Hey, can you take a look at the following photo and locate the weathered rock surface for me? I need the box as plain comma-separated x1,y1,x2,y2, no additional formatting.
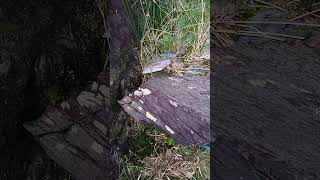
119,73,210,145
212,8,320,180
24,72,118,180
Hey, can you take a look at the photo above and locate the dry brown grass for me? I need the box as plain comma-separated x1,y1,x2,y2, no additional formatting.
211,16,234,48
138,0,210,77
212,0,320,48
119,123,210,180
142,148,199,179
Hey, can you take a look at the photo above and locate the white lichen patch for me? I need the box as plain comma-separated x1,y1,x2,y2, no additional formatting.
91,141,103,154
146,112,157,122
165,125,175,134
121,96,132,104
169,100,178,107
140,88,152,96
133,90,143,97
139,100,144,104
191,130,194,134
188,86,195,89
138,106,143,111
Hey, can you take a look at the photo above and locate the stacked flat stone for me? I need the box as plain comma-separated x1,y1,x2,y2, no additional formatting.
24,72,123,180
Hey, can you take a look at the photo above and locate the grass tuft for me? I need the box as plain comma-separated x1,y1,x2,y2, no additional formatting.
119,122,210,179
134,0,210,68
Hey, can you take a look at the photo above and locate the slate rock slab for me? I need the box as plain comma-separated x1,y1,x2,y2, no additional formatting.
24,71,119,180
119,73,210,145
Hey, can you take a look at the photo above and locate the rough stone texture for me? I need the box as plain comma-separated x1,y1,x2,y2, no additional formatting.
119,73,210,145
108,0,142,103
0,0,104,179
22,1,142,180
24,72,117,180
212,8,320,180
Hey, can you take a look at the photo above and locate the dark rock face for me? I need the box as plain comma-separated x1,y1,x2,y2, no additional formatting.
107,0,142,144
212,8,320,180
108,0,142,103
24,74,119,180
0,0,141,179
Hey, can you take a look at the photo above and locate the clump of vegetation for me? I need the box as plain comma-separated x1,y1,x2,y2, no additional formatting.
119,122,210,179
130,0,210,68
212,0,320,48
